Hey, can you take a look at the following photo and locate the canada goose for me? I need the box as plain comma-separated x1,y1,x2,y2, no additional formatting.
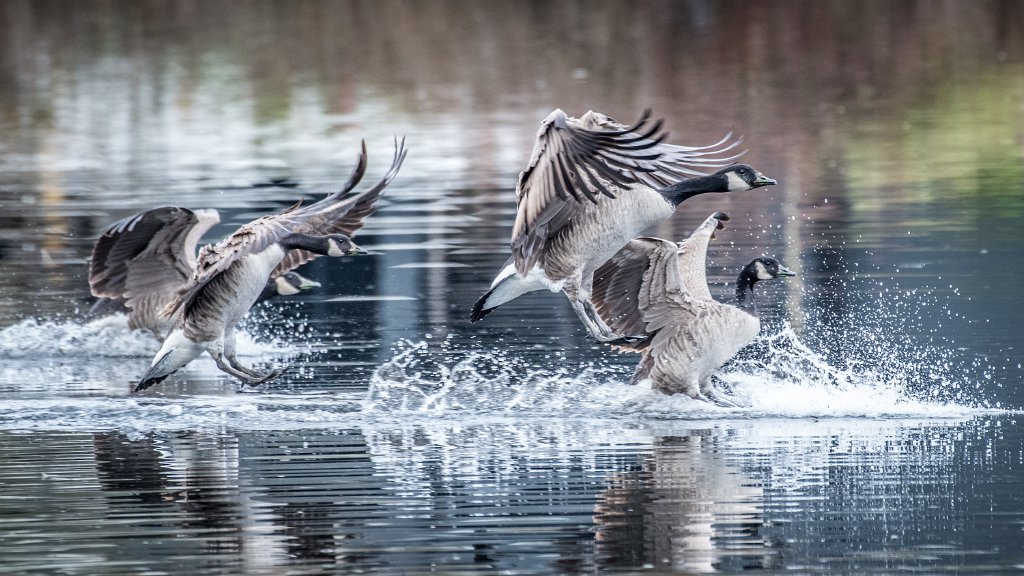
89,207,321,338
591,212,795,403
469,109,775,342
134,139,407,392
255,270,322,302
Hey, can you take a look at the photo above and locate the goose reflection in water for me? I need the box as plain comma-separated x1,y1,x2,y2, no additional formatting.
91,431,383,570
593,430,775,572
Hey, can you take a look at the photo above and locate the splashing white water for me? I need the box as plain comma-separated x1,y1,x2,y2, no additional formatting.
364,329,994,420
0,315,297,359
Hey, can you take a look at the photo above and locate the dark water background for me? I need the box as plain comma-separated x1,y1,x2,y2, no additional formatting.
2,1,1024,573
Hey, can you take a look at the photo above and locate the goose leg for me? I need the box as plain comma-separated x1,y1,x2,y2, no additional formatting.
211,334,287,386
565,286,643,344
222,329,266,379
212,353,285,386
701,375,746,408
227,353,290,386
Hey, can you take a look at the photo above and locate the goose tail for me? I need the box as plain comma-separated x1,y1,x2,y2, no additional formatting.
470,287,498,323
469,260,546,323
134,330,204,393
135,352,176,393
135,371,171,393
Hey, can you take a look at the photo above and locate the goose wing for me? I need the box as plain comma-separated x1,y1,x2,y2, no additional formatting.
640,243,757,376
89,206,219,303
270,138,407,278
591,236,681,351
675,212,728,301
643,298,751,380
164,206,299,320
510,109,741,274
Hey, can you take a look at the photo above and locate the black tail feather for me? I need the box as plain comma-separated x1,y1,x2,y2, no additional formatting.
133,373,171,393
469,287,496,323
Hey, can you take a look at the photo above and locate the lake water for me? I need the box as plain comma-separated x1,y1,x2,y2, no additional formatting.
2,1,1024,573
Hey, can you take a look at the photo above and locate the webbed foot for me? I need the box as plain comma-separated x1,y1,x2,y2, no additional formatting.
244,365,290,387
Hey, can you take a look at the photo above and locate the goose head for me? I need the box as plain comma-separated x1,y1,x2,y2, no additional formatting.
747,257,796,281
326,234,367,257
720,164,777,191
736,257,795,313
274,272,321,296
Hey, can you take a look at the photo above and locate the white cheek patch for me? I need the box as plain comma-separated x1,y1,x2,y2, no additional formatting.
327,239,344,257
275,276,301,296
755,261,773,280
726,171,749,191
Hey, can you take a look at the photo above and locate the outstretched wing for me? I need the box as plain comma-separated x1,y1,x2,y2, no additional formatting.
511,109,741,274
270,138,407,278
674,212,728,301
591,237,678,350
89,206,219,303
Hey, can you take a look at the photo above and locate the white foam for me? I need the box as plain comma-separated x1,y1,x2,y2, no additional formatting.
0,312,1002,432
362,332,996,420
0,316,297,359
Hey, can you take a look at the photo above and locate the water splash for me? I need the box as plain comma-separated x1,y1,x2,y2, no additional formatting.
0,316,156,358
0,314,298,359
364,329,995,419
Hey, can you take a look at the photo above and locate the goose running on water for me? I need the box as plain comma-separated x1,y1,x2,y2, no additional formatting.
135,138,408,392
469,109,776,342
89,206,320,339
591,212,795,404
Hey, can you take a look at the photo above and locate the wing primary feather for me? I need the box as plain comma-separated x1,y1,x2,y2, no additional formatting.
591,117,665,145
324,140,368,201
557,153,596,203
577,162,616,199
604,108,652,136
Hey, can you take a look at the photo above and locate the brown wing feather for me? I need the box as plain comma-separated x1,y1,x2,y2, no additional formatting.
510,109,742,275
89,206,219,311
592,237,679,351
675,212,728,301
163,212,292,321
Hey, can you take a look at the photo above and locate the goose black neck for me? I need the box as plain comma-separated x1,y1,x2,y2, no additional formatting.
659,173,727,207
280,233,331,255
735,270,759,316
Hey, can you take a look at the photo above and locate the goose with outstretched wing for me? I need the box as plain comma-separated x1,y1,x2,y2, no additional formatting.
470,109,775,342
89,206,320,339
591,212,794,403
135,139,407,392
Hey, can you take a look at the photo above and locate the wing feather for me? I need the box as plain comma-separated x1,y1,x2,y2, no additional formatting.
510,109,741,275
163,213,291,320
675,212,728,301
270,138,407,278
164,139,406,320
89,206,219,306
